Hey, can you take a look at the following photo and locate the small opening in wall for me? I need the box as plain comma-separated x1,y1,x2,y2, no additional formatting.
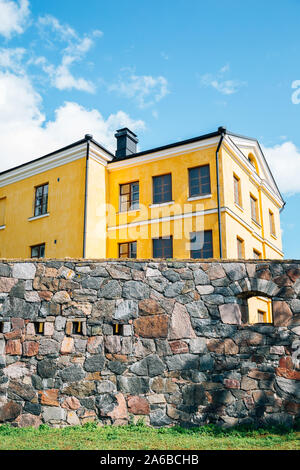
72,321,84,335
0,322,4,333
34,322,44,334
113,324,123,336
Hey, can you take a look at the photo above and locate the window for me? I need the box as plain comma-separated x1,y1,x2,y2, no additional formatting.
190,230,213,259
257,310,266,323
119,241,137,258
153,174,172,204
233,174,242,207
119,182,139,212
34,184,48,217
113,324,123,336
72,321,84,335
0,197,6,227
250,194,259,224
153,236,173,258
253,249,261,259
31,243,45,258
237,237,244,259
34,322,44,335
269,210,276,236
189,165,211,197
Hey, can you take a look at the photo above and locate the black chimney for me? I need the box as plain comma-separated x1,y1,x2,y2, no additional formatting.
115,128,138,159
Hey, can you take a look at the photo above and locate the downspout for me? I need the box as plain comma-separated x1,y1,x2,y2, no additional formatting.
83,134,93,258
216,127,226,259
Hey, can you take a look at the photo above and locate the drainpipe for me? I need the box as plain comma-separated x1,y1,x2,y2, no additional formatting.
83,134,93,258
216,127,226,259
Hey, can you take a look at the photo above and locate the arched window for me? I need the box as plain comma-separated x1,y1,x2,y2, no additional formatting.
248,153,259,175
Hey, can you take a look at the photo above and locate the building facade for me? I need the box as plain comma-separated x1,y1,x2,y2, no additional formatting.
0,126,284,264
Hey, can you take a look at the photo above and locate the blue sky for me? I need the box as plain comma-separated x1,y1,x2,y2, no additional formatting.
0,0,300,258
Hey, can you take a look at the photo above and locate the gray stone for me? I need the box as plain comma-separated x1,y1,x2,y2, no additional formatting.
12,263,36,280
162,269,181,282
96,393,118,416
117,376,150,394
223,263,246,281
37,359,57,378
123,281,150,300
182,384,206,405
99,280,122,299
164,281,185,298
193,269,210,285
189,337,207,354
42,406,67,422
59,365,86,383
186,300,209,318
97,380,117,394
165,353,199,371
83,354,106,372
130,354,165,377
114,299,138,321
275,377,300,399
150,408,173,426
38,339,59,356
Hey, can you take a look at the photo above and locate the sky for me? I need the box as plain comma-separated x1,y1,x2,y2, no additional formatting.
0,0,300,258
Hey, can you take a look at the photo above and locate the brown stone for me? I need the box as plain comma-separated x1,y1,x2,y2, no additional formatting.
273,275,293,287
5,339,22,355
168,303,196,340
134,314,169,338
224,379,240,389
256,269,272,280
206,264,226,280
11,318,25,330
0,401,22,422
127,396,150,415
273,301,293,327
138,298,164,316
169,340,189,354
107,393,128,420
284,401,300,414
0,277,17,293
279,356,294,369
62,396,81,410
87,336,103,354
224,338,239,355
219,303,242,325
276,367,300,380
38,290,53,301
60,336,74,355
39,389,59,406
4,329,22,340
286,268,300,283
248,369,274,380
207,339,224,354
22,341,39,357
16,413,42,428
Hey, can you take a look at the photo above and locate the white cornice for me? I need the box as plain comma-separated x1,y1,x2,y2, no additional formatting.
0,144,87,188
89,142,113,166
107,136,220,170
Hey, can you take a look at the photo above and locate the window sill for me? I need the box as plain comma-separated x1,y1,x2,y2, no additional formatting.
234,203,244,212
28,213,50,222
150,201,174,208
187,194,212,202
0,225,5,230
118,208,140,215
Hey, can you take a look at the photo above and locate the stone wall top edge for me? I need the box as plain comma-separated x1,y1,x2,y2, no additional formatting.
0,258,298,264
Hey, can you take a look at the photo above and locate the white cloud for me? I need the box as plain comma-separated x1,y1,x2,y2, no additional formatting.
109,68,169,108
34,14,102,93
0,0,30,39
262,141,300,195
199,64,246,95
0,71,145,172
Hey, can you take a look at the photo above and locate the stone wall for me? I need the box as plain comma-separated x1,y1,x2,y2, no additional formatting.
0,259,299,429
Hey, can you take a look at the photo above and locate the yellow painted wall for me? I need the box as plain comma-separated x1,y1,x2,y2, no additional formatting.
84,157,108,258
0,158,86,258
248,296,272,324
106,145,221,258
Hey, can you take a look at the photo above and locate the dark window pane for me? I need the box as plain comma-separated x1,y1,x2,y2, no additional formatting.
120,182,139,212
153,237,173,258
153,174,172,204
34,184,48,216
129,241,137,258
31,244,45,258
190,231,213,259
189,165,211,197
119,241,137,259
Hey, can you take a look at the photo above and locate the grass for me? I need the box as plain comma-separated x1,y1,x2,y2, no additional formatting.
0,421,299,450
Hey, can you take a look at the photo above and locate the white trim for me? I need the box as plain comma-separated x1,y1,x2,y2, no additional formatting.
108,207,219,231
0,144,87,188
0,225,5,230
108,136,220,170
28,213,50,222
149,201,174,208
187,194,212,202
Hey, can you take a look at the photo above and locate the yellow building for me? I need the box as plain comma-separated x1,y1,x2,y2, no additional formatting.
0,126,284,321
